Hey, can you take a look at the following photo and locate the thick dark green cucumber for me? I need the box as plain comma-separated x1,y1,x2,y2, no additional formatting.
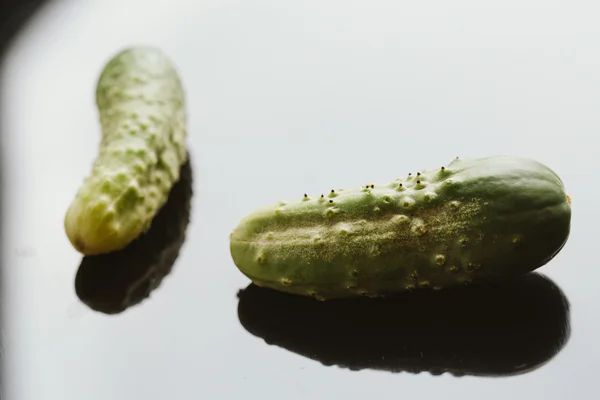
75,152,193,314
65,46,188,255
237,273,570,377
230,155,571,300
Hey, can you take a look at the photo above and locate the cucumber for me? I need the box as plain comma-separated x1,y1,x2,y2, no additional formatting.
64,46,188,255
230,155,571,300
237,272,570,376
75,152,193,314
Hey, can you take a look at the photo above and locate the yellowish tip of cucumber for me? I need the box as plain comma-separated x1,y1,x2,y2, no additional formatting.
63,199,142,256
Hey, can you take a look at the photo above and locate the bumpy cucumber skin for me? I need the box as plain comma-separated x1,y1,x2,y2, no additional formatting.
230,155,571,300
64,46,188,255
75,153,193,314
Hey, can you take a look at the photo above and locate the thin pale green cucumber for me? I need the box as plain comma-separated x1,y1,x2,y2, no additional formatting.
229,155,572,300
65,46,188,255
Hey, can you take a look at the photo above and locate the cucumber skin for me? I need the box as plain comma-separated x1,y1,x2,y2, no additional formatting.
64,46,188,255
229,155,572,300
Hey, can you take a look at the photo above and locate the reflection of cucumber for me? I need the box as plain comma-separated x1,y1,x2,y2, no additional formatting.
237,273,571,377
75,153,193,314
230,156,572,300
64,46,188,255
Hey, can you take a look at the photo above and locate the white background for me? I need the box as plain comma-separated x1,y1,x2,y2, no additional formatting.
1,0,595,399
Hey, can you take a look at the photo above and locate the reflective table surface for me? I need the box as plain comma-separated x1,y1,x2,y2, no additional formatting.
1,1,596,399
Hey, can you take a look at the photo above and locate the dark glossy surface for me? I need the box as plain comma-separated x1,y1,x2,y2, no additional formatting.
238,273,570,377
0,1,595,399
